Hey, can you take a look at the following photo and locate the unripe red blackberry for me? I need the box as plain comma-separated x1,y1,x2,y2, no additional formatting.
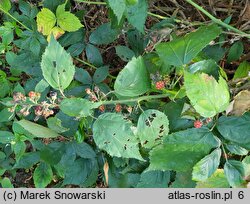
194,120,203,128
155,81,165,90
115,104,122,112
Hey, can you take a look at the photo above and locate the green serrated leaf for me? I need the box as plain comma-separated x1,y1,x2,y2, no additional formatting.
13,141,26,161
242,156,250,178
0,131,15,144
75,68,92,84
41,37,75,91
107,0,126,23
233,61,250,80
192,148,221,181
225,143,248,156
224,160,245,187
0,108,14,123
63,158,96,186
137,109,169,149
34,162,53,188
115,45,135,61
184,72,230,117
85,44,103,67
72,141,96,159
114,56,150,97
14,152,40,169
36,8,56,35
125,0,147,33
126,0,138,5
217,113,250,150
30,37,41,56
196,169,230,188
156,24,222,66
149,128,220,171
93,66,109,84
136,170,170,188
89,23,119,45
35,79,49,93
227,41,244,63
188,59,219,80
93,113,144,161
60,98,95,117
47,117,69,133
13,120,59,139
56,4,83,32
171,171,196,188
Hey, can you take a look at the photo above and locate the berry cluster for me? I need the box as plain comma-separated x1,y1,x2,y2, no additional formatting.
8,91,58,120
150,72,171,90
194,120,203,128
155,81,165,90
193,118,213,128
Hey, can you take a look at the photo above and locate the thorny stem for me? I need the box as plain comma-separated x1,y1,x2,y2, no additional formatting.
99,93,170,106
185,0,250,38
0,8,32,31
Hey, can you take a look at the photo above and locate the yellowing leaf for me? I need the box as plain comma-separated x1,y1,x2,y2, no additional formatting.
47,26,65,42
36,8,56,35
196,169,230,188
56,4,83,32
184,72,230,117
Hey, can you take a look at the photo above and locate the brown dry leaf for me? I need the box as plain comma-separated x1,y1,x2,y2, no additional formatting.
103,161,109,186
231,90,250,115
242,2,250,21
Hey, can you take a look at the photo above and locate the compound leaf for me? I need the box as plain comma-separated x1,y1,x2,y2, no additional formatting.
36,8,56,35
